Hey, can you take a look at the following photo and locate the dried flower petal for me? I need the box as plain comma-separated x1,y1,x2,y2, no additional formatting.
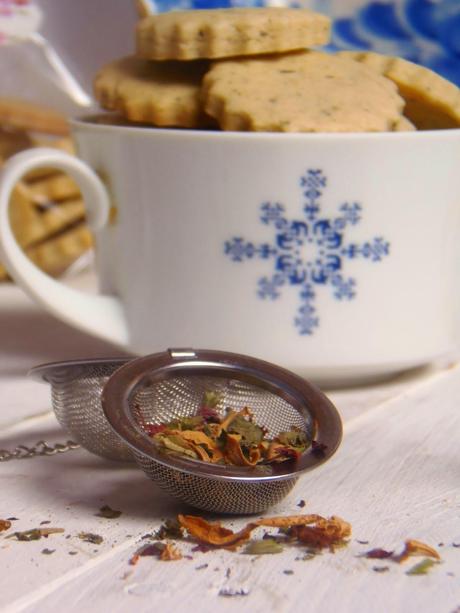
160,542,182,561
155,433,200,459
176,430,224,463
178,514,256,549
129,541,182,563
178,513,351,553
143,423,166,436
396,539,441,563
266,441,302,463
285,516,351,551
224,433,261,467
362,548,394,559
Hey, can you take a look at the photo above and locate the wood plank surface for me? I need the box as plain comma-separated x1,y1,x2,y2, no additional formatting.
1,362,458,613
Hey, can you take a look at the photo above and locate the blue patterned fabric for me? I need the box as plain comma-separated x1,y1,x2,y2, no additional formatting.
324,0,460,86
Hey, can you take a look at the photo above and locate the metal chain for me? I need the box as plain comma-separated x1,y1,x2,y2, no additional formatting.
0,440,80,461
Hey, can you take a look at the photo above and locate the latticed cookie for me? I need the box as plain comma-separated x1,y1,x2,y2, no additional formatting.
136,7,330,61
26,224,93,278
202,50,406,132
0,129,92,281
0,97,69,135
8,182,85,248
94,56,212,128
339,51,460,130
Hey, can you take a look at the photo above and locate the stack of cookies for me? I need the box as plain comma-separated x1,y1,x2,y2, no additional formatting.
94,7,460,133
0,98,93,281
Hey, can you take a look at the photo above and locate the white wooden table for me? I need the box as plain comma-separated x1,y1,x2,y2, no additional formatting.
1,276,459,613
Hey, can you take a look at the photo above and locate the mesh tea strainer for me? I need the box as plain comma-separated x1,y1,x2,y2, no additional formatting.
27,357,133,462
2,349,341,514
101,349,342,514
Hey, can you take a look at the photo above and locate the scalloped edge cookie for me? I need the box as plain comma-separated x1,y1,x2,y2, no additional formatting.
339,51,460,130
94,56,212,128
202,50,406,132
136,7,330,61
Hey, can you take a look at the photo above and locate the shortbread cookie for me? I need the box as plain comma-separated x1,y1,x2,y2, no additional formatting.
18,137,77,182
0,129,91,281
202,50,406,132
9,184,86,248
0,262,8,281
26,223,93,277
135,0,150,18
0,97,69,135
0,128,33,162
136,8,330,61
392,116,416,131
339,51,460,130
94,56,211,128
27,173,81,203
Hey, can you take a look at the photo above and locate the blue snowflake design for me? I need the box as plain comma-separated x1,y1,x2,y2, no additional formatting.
224,169,390,335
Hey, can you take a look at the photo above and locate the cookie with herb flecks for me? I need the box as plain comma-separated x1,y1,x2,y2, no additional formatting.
339,51,460,130
202,50,406,132
94,56,212,128
136,7,330,61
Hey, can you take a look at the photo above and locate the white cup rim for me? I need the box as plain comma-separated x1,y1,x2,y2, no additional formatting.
70,114,460,142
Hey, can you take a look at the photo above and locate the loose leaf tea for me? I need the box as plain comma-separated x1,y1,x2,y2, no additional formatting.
145,392,310,467
78,532,104,545
362,548,394,559
6,527,64,541
154,518,184,540
244,539,284,555
178,513,351,552
406,558,438,576
0,519,11,532
96,505,122,519
129,541,182,564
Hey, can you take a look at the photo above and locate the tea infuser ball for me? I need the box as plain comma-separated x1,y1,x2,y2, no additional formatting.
101,348,342,514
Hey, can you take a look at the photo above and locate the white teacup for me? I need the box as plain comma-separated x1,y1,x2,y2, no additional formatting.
1,117,459,385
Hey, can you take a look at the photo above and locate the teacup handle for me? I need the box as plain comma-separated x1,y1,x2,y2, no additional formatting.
0,148,129,346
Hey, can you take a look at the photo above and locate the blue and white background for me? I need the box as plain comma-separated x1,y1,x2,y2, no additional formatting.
141,0,460,87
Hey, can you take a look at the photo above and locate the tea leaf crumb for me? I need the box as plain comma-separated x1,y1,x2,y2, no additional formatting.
96,505,122,519
78,532,104,545
406,558,439,576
